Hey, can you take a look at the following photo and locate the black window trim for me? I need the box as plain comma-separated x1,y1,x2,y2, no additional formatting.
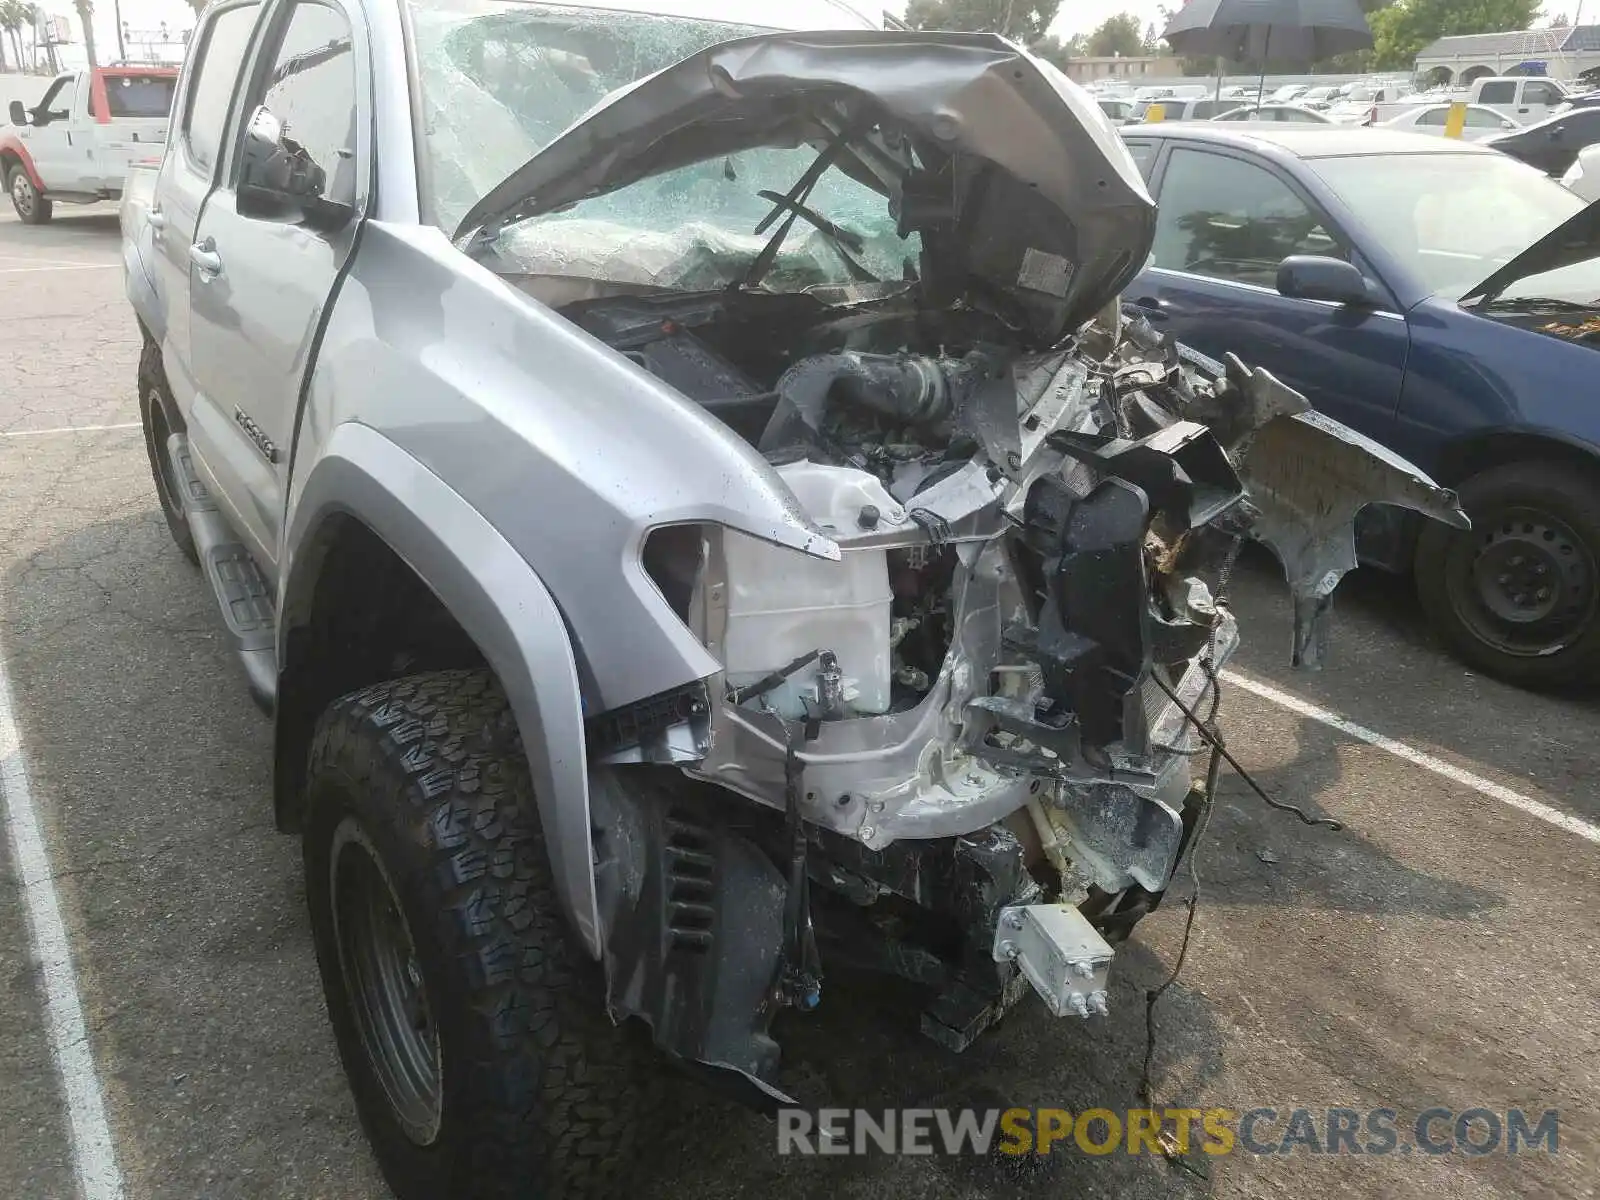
1143,139,1402,315
214,0,370,216
176,0,269,183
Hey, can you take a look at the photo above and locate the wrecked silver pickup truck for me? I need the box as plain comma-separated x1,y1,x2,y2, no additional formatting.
123,2,1463,1196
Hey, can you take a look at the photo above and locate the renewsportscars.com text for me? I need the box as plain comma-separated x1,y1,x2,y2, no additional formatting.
777,1106,1560,1157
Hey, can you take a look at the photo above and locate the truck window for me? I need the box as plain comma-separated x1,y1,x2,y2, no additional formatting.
248,2,357,207
1477,81,1515,104
104,73,178,118
1523,80,1564,106
183,2,262,173
35,76,74,122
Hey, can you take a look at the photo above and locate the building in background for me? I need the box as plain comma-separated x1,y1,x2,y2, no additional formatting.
1415,25,1600,86
1059,54,1187,83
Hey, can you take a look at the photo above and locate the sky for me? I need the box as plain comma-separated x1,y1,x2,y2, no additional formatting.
11,0,1574,70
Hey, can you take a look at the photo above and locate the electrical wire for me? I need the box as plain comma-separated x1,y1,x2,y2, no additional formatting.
1147,670,1343,833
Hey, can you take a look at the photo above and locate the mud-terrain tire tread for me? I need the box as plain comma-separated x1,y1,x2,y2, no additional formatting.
304,669,655,1200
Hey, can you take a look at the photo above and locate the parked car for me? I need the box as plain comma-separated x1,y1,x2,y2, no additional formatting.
1484,106,1600,175
1,65,177,223
1120,124,1600,688
1214,103,1334,123
1269,83,1310,103
1556,88,1600,111
1299,85,1341,109
1562,141,1600,200
1380,101,1519,141
1325,83,1414,125
1098,96,1135,124
120,5,1459,1197
1136,96,1234,121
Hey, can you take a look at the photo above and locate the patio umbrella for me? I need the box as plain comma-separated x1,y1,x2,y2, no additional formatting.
1161,0,1375,102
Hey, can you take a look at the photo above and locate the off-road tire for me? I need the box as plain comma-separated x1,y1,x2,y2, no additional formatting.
138,340,199,566
7,163,52,224
303,669,654,1200
1416,461,1600,690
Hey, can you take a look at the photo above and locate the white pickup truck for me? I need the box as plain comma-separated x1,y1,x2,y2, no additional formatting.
1461,75,1570,121
2,65,177,224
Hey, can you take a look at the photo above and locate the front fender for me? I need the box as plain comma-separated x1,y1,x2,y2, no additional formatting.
282,422,602,958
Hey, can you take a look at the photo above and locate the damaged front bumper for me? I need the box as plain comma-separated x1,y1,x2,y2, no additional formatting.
588,324,1465,1103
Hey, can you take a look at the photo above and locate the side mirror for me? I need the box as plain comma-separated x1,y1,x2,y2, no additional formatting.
8,100,28,126
1276,255,1371,305
235,105,353,232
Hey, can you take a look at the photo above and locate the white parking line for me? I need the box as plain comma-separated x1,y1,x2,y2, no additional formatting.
1,423,141,439
1223,669,1600,846
0,649,126,1200
0,263,118,274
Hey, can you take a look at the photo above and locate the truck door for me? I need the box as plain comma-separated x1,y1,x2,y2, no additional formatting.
16,73,78,189
146,0,263,454
1518,78,1567,122
185,0,366,570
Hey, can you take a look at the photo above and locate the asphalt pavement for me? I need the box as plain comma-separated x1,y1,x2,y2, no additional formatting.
0,203,1596,1200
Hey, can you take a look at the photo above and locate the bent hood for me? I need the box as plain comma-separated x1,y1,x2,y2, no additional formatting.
453,29,1156,344
1461,193,1600,306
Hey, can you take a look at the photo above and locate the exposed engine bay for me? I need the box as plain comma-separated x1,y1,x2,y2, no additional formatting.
542,280,1469,1102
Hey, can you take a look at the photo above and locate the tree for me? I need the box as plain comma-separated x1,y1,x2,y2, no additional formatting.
1085,12,1145,57
1029,32,1086,70
0,0,26,70
903,0,1063,43
72,0,96,68
1370,0,1540,70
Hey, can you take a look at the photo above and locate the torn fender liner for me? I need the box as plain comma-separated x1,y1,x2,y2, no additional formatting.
590,770,794,1107
1239,406,1469,668
1171,354,1468,668
455,29,1154,344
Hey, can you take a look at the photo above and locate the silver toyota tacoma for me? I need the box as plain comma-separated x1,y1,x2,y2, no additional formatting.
122,0,1465,1195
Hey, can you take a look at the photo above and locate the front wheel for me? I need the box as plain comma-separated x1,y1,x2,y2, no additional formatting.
7,164,52,224
303,669,656,1200
1415,461,1600,690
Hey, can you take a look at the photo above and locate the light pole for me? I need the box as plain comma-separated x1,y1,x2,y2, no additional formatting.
113,0,125,60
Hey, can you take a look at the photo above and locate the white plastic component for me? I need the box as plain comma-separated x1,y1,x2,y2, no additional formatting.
993,903,1114,1019
722,461,901,719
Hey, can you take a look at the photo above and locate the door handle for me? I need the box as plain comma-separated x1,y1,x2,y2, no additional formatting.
146,208,166,239
189,238,223,279
1130,295,1170,321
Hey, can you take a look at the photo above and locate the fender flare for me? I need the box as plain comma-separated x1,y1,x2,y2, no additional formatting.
0,135,44,190
282,422,603,958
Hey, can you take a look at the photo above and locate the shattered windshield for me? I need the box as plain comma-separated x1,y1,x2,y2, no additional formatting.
406,0,912,293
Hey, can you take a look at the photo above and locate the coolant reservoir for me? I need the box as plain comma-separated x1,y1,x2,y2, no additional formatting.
721,461,899,719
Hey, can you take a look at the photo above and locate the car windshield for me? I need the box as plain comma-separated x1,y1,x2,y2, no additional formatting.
1310,151,1595,299
103,73,176,117
405,0,913,293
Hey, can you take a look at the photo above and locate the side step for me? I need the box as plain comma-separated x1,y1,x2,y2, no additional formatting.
169,433,277,712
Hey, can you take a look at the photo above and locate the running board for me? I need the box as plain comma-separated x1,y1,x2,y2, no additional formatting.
168,433,278,712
